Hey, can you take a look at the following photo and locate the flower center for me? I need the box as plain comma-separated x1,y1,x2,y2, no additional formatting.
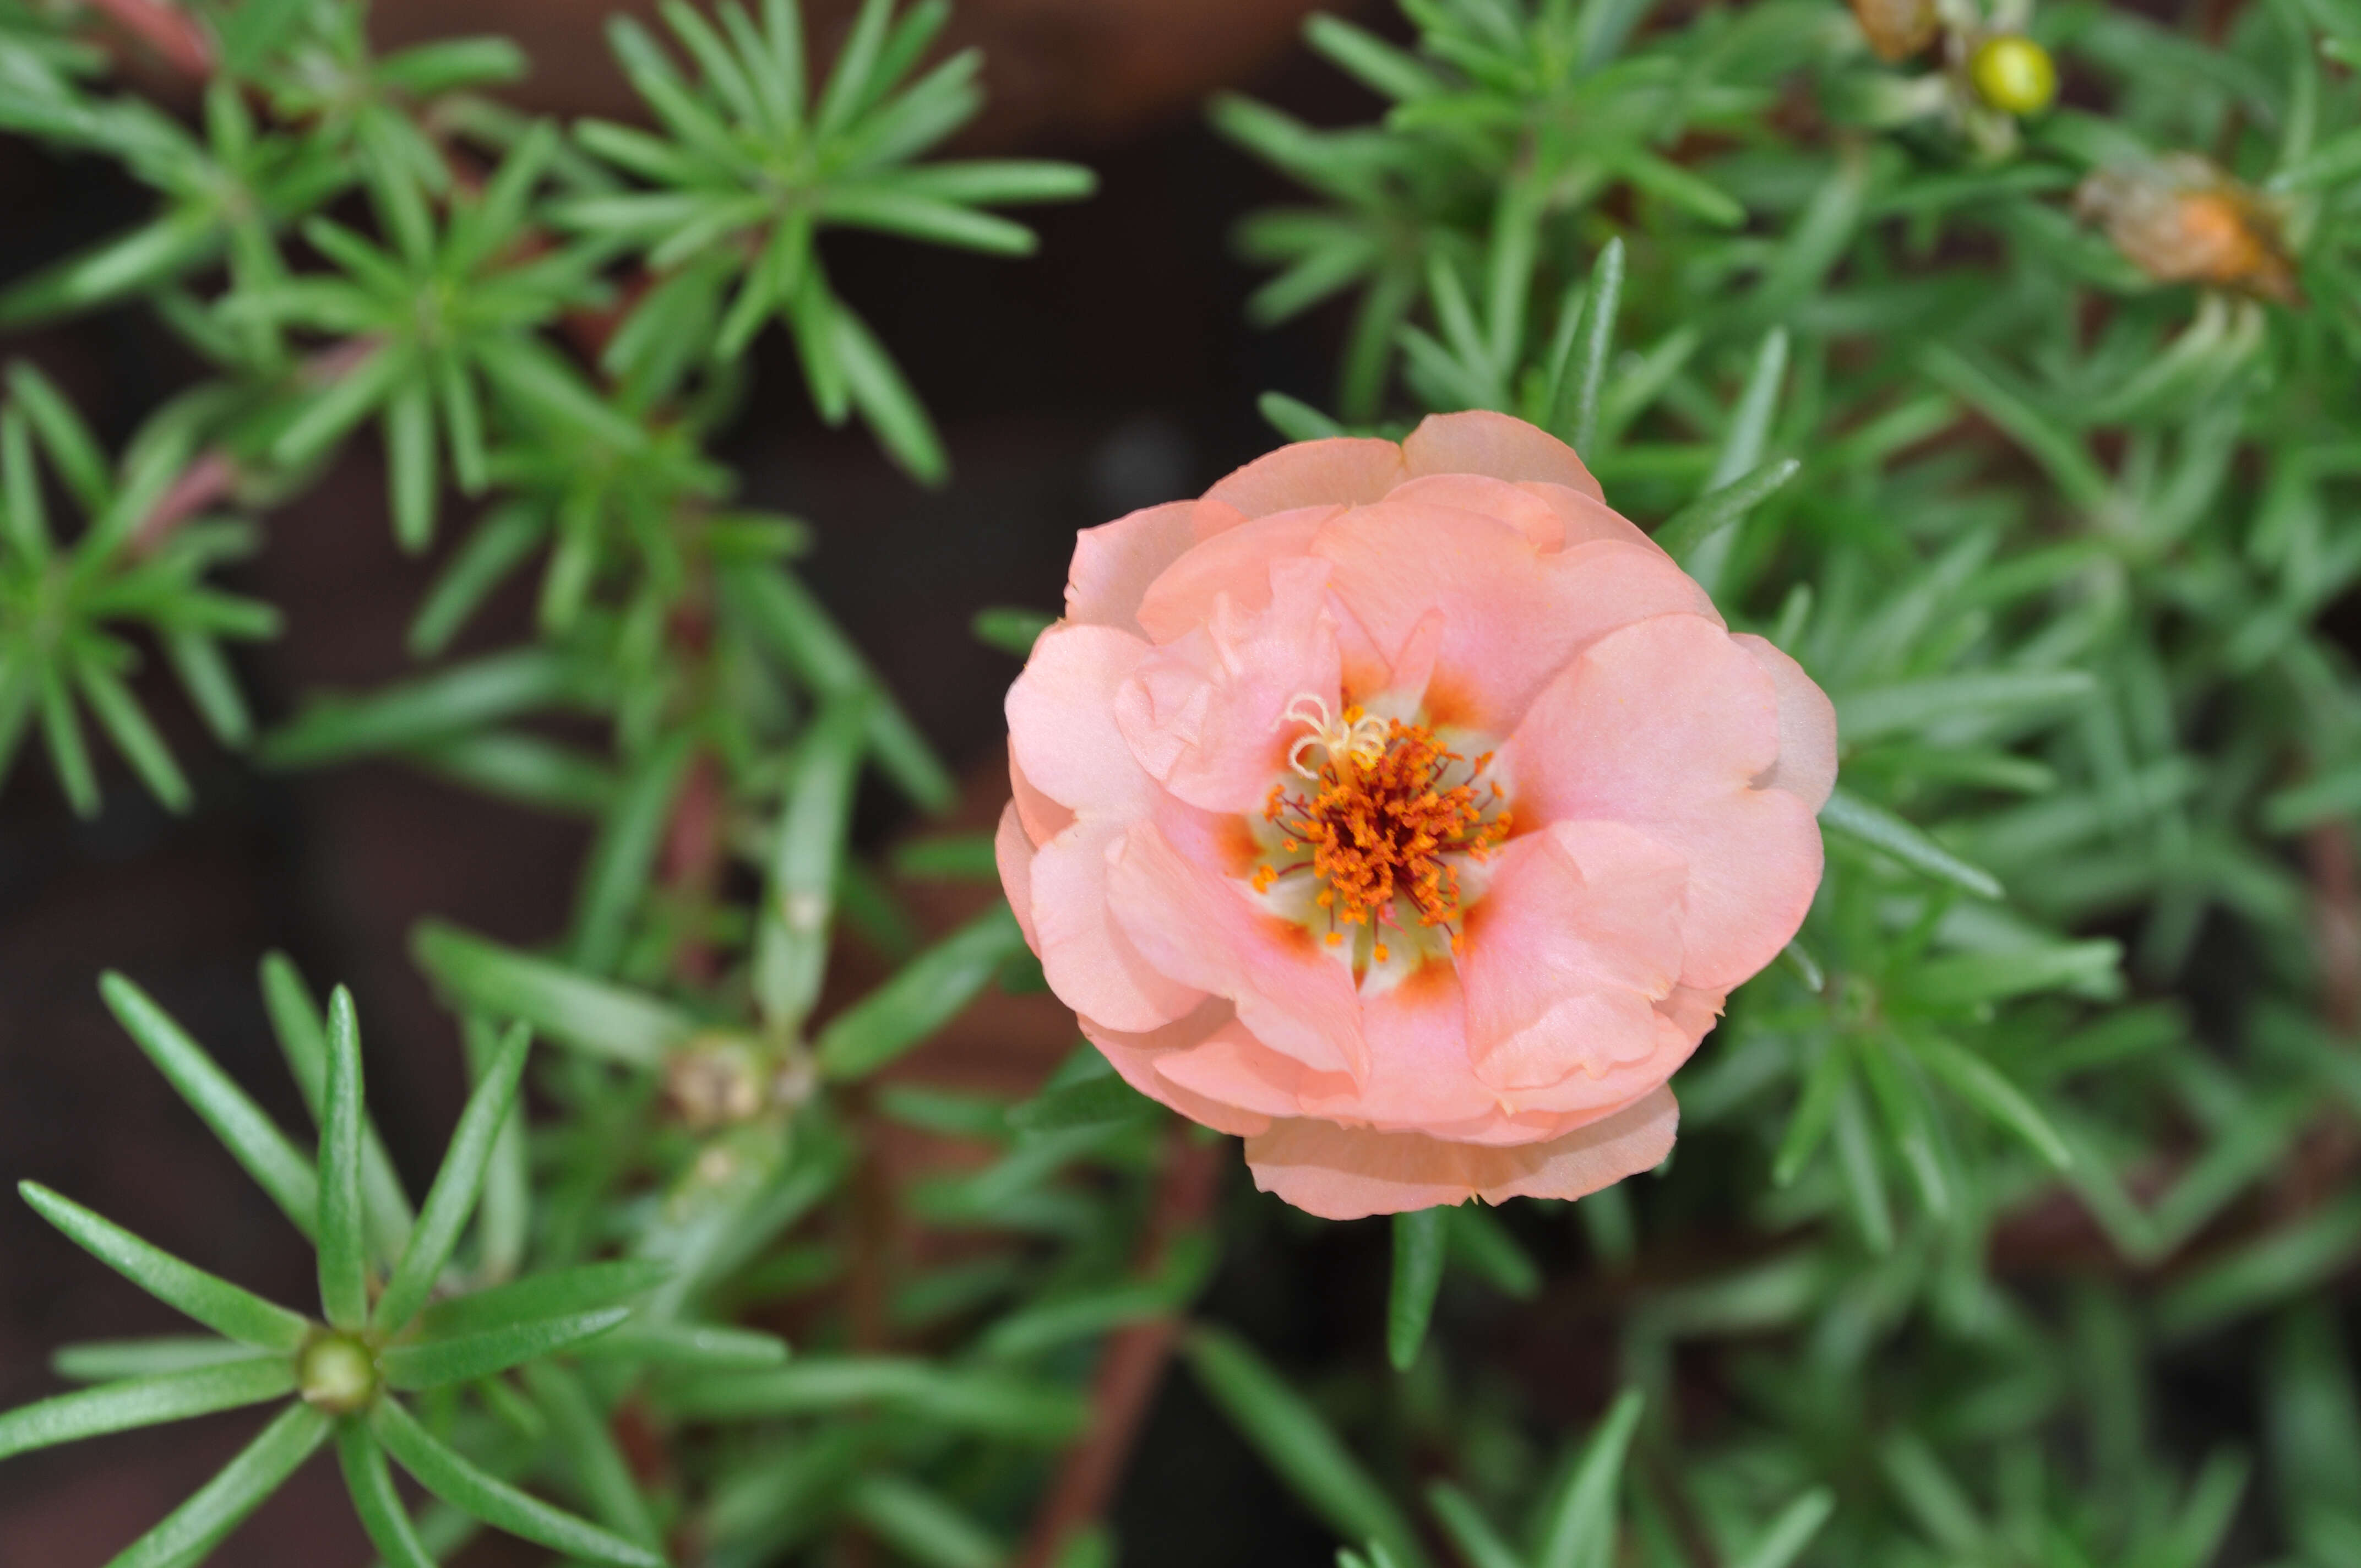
1255,698,1511,962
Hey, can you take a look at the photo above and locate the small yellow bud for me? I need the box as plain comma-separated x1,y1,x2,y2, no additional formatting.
1968,35,2057,116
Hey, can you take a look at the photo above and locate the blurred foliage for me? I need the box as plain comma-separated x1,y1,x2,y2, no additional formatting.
0,0,2358,1564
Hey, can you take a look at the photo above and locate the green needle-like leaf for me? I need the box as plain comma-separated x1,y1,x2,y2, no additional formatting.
258,955,415,1264
317,987,369,1331
1652,457,1799,566
412,920,692,1066
1185,1326,1429,1568
1534,1390,1643,1568
53,1337,267,1382
379,1306,629,1390
522,1361,665,1550
20,1183,312,1348
420,1259,671,1338
1386,1208,1449,1373
104,1402,331,1568
1426,1482,1525,1568
1730,1488,1836,1568
371,1397,667,1568
1819,789,2003,900
374,1021,532,1333
817,903,1025,1079
97,974,320,1237
336,1422,439,1568
0,1357,295,1460
754,693,867,1030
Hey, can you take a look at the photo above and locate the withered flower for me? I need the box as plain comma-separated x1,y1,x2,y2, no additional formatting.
1849,0,1940,61
2077,154,2302,305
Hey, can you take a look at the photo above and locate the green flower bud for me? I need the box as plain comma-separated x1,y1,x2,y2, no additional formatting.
1969,35,2058,116
297,1333,378,1414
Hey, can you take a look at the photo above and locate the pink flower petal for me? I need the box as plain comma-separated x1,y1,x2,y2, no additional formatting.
1005,624,1158,816
1007,741,1073,846
1507,614,1824,992
1135,505,1339,646
1400,410,1603,499
1154,1019,1356,1120
1032,818,1205,1033
1205,437,1405,518
1116,556,1342,814
1519,481,1662,552
1383,474,1569,551
1243,1086,1678,1219
996,801,1042,955
1462,820,1690,1095
1084,1002,1274,1138
1312,503,1717,732
1731,634,1840,811
1106,818,1369,1080
1065,500,1199,635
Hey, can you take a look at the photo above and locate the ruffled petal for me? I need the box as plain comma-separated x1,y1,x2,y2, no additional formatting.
1006,624,1158,816
1461,820,1689,1094
1116,556,1342,814
1205,437,1405,518
1731,634,1840,811
1105,819,1369,1080
1135,505,1338,646
1008,741,1073,847
1083,1002,1273,1139
1065,500,1199,635
1519,481,1663,553
1383,474,1568,551
1400,410,1603,500
1243,1086,1678,1219
1312,503,1717,732
995,801,1042,955
1155,1019,1356,1120
1031,818,1205,1033
1506,614,1823,992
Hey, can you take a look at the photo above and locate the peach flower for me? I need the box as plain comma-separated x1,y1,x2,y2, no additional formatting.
997,411,1835,1219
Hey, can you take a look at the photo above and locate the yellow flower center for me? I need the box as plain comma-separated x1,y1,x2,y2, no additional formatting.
1255,701,1511,960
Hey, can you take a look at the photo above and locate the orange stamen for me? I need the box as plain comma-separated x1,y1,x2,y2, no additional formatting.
1261,717,1511,952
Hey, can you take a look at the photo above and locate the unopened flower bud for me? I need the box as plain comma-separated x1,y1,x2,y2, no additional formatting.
1968,35,2057,115
1849,0,1939,61
2076,154,2301,305
665,1033,770,1129
297,1333,378,1413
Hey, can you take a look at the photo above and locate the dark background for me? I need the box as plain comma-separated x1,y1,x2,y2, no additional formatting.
0,3,1465,1560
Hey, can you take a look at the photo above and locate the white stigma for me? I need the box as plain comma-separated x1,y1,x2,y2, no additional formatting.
1279,693,1388,779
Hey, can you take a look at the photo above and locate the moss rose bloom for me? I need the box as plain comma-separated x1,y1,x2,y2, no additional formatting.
997,411,1835,1218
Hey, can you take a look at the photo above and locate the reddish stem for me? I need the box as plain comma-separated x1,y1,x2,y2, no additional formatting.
129,449,237,554
82,0,214,78
1016,1131,1225,1568
660,750,726,984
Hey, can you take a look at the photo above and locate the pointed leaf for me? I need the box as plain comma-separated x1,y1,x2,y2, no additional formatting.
102,1402,330,1568
1184,1326,1429,1568
1534,1390,1642,1568
318,987,369,1331
380,1308,629,1390
412,921,693,1067
371,1397,667,1568
1387,1208,1449,1373
375,1021,533,1332
20,1183,312,1349
420,1259,671,1338
336,1423,439,1568
99,974,320,1237
0,1357,295,1460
